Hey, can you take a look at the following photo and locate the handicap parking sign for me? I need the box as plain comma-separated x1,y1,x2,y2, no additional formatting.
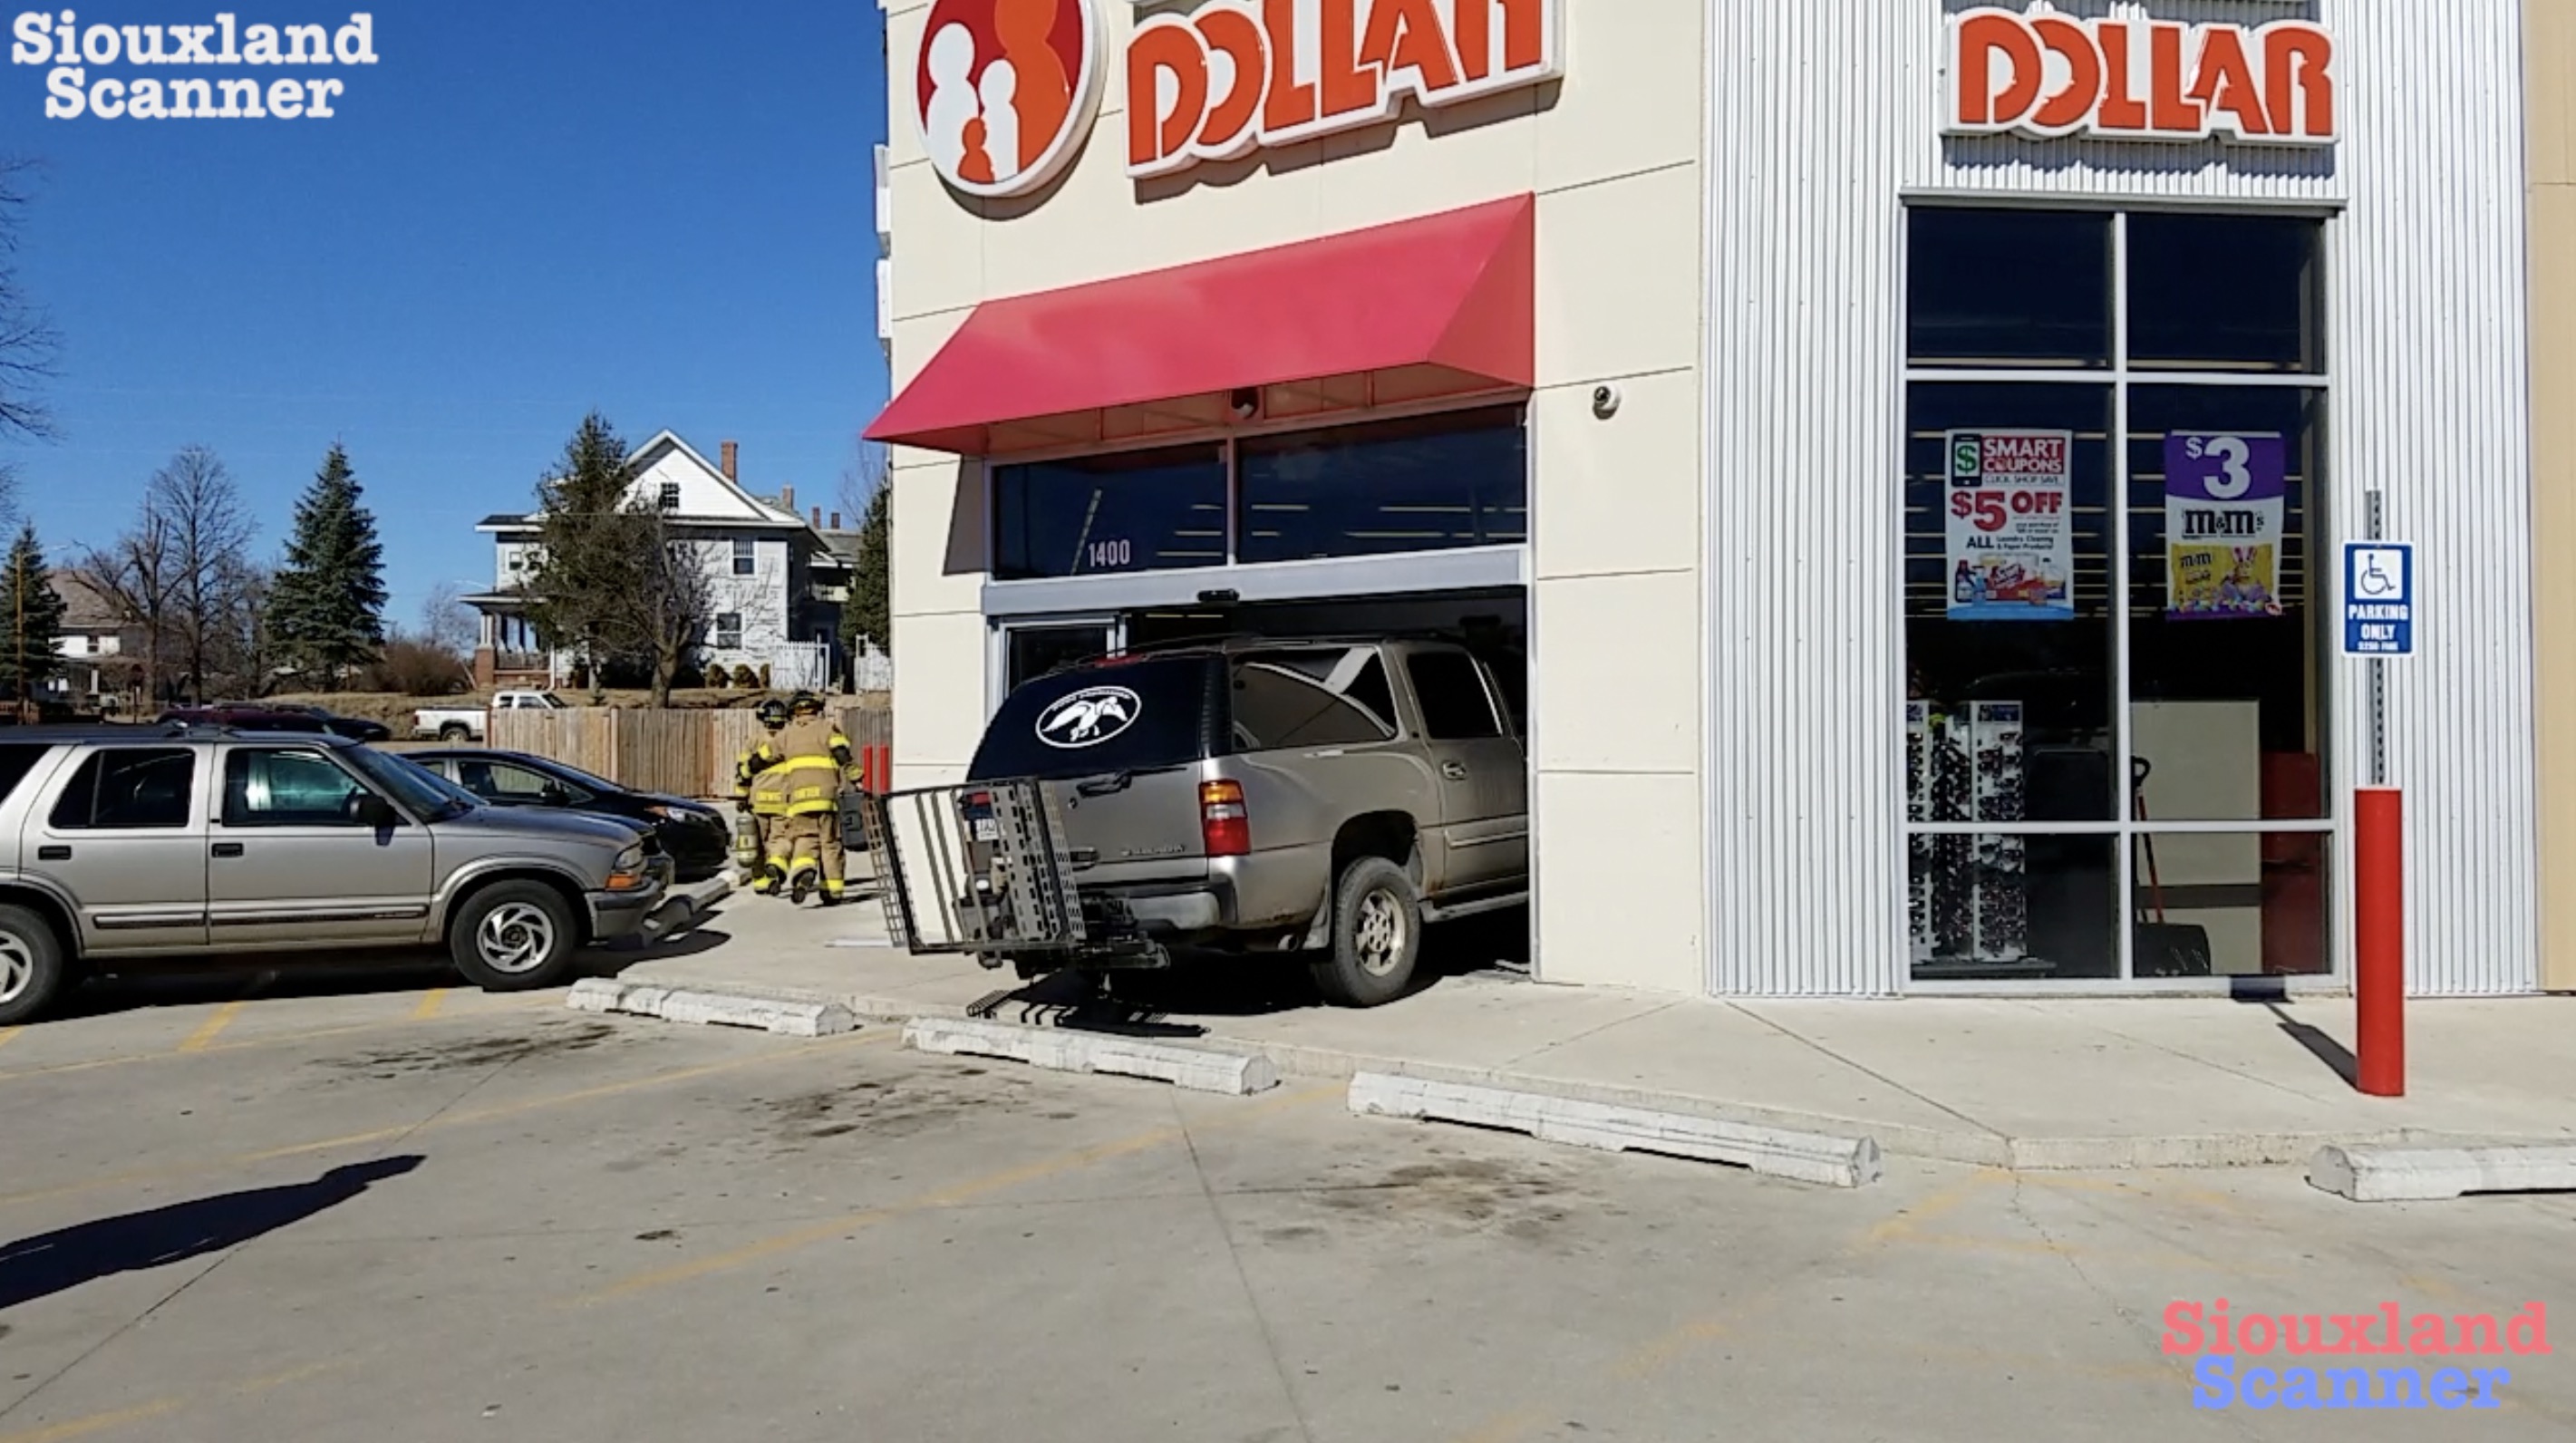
2342,543,2414,656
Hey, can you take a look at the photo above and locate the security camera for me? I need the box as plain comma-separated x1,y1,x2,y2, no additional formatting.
1591,383,1622,419
1230,388,1262,421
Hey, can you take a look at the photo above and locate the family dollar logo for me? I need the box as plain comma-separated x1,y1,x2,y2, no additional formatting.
915,0,1103,199
10,11,378,121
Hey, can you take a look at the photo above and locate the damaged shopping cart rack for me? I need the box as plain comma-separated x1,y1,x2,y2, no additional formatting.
853,780,1171,980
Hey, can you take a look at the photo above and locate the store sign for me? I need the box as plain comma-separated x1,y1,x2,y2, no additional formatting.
1945,6,2337,147
1128,0,1563,179
2164,431,2287,619
915,0,1106,199
1945,430,2075,621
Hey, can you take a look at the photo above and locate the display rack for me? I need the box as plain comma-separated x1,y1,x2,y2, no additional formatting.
1905,699,2028,966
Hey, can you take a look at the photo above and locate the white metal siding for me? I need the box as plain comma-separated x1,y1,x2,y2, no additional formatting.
1702,1,2537,995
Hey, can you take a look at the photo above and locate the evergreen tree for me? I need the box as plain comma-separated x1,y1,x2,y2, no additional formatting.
840,481,891,658
266,443,388,690
0,523,65,703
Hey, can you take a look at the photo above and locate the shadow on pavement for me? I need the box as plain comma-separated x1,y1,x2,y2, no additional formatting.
0,1156,425,1312
57,956,461,1022
2260,1000,2360,1087
965,905,1533,1031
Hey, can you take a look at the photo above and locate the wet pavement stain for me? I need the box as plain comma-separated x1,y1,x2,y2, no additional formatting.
763,1078,1031,1148
317,1022,620,1079
1288,1157,1588,1247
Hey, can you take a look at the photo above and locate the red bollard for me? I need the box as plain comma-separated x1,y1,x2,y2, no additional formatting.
2354,788,2405,1097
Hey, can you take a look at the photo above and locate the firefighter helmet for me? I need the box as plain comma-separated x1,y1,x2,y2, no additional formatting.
789,691,824,718
754,698,789,729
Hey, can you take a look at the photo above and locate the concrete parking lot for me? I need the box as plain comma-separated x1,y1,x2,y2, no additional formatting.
3,971,2573,1443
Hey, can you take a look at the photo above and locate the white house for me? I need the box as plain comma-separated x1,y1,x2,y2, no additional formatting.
46,569,131,709
464,431,852,692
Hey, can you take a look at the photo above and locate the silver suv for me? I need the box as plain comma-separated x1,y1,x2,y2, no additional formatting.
903,636,1527,1008
0,725,680,1024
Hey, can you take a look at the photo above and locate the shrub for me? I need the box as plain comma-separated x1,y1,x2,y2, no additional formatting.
366,639,471,697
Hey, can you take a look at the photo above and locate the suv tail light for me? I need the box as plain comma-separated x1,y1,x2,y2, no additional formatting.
1200,780,1250,858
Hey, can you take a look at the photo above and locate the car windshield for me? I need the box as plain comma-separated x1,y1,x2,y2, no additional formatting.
968,655,1219,782
344,747,473,819
540,692,571,709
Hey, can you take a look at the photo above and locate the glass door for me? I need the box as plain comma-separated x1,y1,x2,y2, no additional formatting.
993,616,1123,710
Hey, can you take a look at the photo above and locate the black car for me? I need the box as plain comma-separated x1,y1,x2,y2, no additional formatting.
159,702,393,743
409,748,732,883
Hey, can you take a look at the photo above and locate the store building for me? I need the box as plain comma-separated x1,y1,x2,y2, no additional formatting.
873,0,2574,998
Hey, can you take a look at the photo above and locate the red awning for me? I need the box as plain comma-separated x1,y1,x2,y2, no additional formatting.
867,195,1535,456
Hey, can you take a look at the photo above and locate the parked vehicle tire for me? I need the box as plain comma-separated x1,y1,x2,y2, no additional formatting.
447,881,581,992
1311,857,1422,1009
439,723,471,741
0,904,69,1027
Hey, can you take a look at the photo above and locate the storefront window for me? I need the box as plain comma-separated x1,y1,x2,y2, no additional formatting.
993,444,1227,580
1237,406,1526,564
1906,209,2112,369
1902,207,2332,985
2126,214,2323,373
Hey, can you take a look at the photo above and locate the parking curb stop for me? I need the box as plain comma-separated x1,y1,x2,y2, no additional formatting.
2308,1142,2576,1203
568,977,857,1038
1348,1071,1884,1188
903,1016,1280,1096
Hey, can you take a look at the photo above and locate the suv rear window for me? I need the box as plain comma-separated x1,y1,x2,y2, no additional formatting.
968,656,1223,781
50,748,197,830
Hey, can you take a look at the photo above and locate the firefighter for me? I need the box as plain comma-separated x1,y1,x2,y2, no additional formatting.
772,691,856,906
732,698,790,894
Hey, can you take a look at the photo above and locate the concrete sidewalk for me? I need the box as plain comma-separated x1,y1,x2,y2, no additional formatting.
598,885,2576,1170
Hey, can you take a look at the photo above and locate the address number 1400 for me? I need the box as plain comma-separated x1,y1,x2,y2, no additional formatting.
1950,489,2067,532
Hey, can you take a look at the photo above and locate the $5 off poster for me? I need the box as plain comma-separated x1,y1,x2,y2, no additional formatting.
2164,431,2286,619
1945,430,2074,620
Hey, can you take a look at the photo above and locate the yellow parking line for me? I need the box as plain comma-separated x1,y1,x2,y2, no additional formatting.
175,1000,248,1053
0,1399,186,1443
0,1353,366,1443
412,988,449,1021
575,1082,1341,1305
0,1026,22,1052
0,1000,557,1084
0,1033,890,1213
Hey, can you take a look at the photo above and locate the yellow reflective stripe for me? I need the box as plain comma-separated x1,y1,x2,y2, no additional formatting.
780,755,839,771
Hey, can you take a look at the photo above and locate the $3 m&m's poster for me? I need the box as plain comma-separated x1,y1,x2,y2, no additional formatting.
2164,431,2287,619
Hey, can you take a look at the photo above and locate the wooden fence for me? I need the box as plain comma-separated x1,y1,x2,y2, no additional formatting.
489,696,894,799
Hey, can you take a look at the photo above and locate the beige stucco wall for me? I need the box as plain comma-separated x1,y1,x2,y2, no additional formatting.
2532,0,2576,993
881,0,1709,994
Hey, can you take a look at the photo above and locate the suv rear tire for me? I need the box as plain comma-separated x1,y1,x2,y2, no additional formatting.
0,904,69,1026
448,882,581,992
1311,857,1421,1008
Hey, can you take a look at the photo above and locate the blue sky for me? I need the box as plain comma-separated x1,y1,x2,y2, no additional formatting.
0,0,889,628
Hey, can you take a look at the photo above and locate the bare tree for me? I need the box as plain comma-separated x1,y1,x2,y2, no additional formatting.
148,447,256,703
636,524,713,708
420,579,477,657
0,157,61,465
75,508,177,706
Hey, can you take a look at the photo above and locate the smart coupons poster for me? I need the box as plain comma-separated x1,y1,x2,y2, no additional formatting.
1944,430,2074,620
2164,431,2288,619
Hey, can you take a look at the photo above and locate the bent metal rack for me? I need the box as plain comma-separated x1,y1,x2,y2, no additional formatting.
854,780,1171,980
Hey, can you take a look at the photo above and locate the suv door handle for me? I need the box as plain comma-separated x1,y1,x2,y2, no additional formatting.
211,842,245,858
36,845,69,862
1441,761,1469,781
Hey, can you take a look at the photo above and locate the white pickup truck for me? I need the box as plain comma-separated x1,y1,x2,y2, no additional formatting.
412,689,570,741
